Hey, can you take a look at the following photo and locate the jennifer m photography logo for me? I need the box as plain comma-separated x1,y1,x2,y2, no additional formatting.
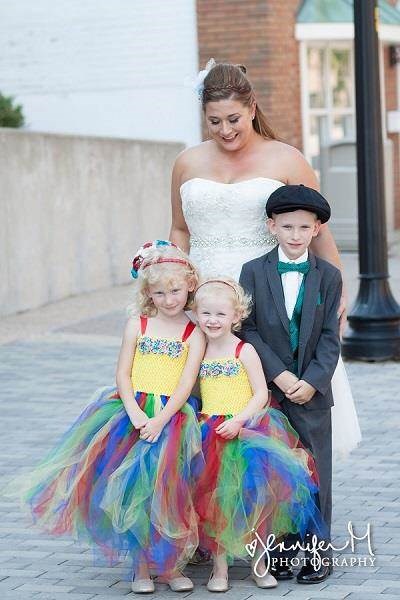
246,522,375,577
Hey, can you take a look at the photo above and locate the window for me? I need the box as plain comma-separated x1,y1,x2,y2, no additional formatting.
303,43,355,174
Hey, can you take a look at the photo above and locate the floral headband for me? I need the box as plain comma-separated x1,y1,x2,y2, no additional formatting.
131,240,191,279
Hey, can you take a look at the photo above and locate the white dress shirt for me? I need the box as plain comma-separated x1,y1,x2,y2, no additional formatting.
278,246,309,320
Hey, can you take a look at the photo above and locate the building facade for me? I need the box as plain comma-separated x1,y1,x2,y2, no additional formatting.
1,1,400,240
198,0,400,241
0,0,201,146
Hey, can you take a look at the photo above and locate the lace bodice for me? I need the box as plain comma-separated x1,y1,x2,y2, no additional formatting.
180,177,284,280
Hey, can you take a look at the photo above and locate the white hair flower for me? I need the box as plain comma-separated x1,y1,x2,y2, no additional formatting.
193,58,216,100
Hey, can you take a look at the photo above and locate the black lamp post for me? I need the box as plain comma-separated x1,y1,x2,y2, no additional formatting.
342,0,400,360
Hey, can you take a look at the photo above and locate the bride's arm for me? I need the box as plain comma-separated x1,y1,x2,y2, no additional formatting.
309,225,347,336
169,156,190,252
284,145,343,270
284,145,346,333
310,225,342,270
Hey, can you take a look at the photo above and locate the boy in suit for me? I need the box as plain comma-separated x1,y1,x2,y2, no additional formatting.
239,184,342,584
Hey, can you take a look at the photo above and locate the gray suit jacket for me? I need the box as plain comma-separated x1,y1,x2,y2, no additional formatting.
239,246,342,410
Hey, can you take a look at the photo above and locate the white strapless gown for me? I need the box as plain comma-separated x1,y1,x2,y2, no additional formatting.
181,177,361,461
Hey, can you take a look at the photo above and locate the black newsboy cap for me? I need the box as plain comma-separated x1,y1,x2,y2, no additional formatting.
266,184,331,223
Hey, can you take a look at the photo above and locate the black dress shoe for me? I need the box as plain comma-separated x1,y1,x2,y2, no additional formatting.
296,562,332,584
270,565,294,580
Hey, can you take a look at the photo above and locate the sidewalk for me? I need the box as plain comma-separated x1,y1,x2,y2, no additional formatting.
1,249,400,346
0,250,399,599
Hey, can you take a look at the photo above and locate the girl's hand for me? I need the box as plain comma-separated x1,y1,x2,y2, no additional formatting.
139,416,165,443
130,410,149,430
215,419,243,439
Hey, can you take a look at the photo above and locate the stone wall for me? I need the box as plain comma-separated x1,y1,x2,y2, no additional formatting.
0,129,182,316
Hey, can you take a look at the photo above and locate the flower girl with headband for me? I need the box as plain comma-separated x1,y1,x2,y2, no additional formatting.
10,240,206,594
192,278,326,592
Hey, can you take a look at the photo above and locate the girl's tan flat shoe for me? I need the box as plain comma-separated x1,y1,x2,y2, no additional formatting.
251,571,278,588
206,572,229,592
167,576,194,591
131,578,155,594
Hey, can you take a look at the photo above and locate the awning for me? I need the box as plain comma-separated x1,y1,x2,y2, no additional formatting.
296,0,400,41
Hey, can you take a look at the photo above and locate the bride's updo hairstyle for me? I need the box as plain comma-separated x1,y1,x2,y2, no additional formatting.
202,62,276,140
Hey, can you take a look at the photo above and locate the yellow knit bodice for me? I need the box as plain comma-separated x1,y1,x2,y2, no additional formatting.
199,357,253,416
131,334,189,396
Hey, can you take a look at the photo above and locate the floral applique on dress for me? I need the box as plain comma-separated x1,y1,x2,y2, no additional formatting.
137,336,184,359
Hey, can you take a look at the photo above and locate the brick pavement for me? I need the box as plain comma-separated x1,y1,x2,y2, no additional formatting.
0,250,399,599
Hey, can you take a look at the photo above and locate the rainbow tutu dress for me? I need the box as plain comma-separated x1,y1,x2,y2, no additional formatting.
195,340,325,561
16,317,202,576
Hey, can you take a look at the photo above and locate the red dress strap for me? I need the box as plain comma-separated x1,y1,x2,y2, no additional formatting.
140,315,147,335
235,340,246,358
182,320,196,342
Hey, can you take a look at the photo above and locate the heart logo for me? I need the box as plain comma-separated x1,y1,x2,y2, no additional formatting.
245,538,257,558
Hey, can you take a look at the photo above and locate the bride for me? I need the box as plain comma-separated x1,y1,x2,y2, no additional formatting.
169,60,361,460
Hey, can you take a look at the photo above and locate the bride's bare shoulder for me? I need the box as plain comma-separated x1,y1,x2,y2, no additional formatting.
173,141,214,181
175,141,214,164
260,139,317,185
262,139,305,162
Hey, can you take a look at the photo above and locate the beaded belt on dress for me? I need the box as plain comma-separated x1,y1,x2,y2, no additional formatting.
190,234,277,248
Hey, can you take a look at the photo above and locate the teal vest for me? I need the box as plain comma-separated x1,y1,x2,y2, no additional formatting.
277,260,311,374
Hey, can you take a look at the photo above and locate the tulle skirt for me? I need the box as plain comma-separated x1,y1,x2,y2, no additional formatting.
195,408,327,562
9,386,202,576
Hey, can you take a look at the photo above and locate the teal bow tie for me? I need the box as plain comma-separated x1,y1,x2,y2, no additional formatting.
277,260,310,276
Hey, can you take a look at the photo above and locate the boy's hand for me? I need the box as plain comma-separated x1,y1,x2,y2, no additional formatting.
139,416,165,443
215,419,243,439
273,370,299,393
285,380,316,404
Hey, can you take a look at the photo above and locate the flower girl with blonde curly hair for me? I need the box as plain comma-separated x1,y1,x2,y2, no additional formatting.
12,240,206,594
192,277,326,592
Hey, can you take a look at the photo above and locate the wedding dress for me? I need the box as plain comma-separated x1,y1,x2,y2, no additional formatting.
181,176,361,460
